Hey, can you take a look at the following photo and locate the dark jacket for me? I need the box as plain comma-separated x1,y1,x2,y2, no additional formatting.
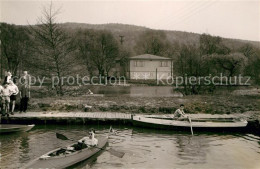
20,85,30,98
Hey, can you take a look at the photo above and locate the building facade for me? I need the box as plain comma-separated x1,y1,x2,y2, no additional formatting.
128,54,173,80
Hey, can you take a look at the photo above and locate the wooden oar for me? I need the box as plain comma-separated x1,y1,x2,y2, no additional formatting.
56,133,124,158
188,116,194,136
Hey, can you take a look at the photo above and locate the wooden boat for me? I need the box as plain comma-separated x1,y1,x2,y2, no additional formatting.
0,124,35,134
132,115,248,131
22,136,108,169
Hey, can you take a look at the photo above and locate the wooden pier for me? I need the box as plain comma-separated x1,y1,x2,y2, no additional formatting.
0,111,132,125
8,111,131,119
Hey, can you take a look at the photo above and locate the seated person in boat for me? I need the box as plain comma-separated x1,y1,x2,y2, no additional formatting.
173,104,188,119
78,129,98,146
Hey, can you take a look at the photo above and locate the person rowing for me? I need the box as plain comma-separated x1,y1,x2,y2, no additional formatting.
78,129,98,146
173,104,193,135
66,129,98,153
173,104,188,119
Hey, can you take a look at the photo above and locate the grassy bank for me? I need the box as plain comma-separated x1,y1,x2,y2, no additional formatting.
25,86,260,114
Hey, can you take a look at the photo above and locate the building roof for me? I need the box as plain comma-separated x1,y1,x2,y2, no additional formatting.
130,54,172,60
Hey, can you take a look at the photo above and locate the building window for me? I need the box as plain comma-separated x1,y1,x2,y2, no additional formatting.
134,61,144,67
160,61,168,67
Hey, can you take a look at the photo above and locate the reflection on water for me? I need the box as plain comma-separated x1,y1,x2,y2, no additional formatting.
19,135,30,164
91,86,182,97
0,125,259,169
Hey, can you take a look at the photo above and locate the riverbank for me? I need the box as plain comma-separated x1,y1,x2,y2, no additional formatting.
25,85,260,114
26,94,259,114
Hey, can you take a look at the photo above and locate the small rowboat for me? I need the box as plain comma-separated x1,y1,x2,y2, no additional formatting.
0,124,35,134
22,136,108,169
132,115,248,131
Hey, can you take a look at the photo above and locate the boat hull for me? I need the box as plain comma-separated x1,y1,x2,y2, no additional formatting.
23,136,108,169
132,115,248,131
0,124,35,134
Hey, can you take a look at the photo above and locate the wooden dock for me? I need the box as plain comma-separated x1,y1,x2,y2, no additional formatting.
8,111,131,119
1,112,132,125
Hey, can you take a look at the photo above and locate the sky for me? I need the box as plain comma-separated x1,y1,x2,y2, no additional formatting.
1,0,260,41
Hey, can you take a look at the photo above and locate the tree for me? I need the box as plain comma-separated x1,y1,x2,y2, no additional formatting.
174,43,201,94
200,33,230,55
247,54,260,85
117,47,131,77
76,29,95,79
76,30,119,77
0,23,30,76
29,3,75,95
208,53,247,77
240,45,260,85
239,43,256,58
199,33,232,76
134,30,171,56
175,44,200,76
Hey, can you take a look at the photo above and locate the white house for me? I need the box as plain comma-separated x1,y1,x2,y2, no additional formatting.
128,54,173,80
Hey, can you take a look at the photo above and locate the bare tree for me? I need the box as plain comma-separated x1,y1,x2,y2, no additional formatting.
134,30,171,57
76,29,95,79
0,23,30,76
174,43,201,95
76,30,119,77
117,47,131,77
29,3,75,95
200,33,230,55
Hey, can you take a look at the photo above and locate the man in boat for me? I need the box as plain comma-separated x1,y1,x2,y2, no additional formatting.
173,104,193,125
173,104,189,119
78,129,98,147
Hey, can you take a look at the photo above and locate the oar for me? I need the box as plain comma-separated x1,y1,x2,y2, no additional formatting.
56,133,124,158
188,116,194,136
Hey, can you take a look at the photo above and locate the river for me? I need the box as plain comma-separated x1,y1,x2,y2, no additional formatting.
0,125,259,169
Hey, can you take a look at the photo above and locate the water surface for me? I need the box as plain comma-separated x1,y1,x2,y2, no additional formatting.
0,125,259,169
91,86,182,97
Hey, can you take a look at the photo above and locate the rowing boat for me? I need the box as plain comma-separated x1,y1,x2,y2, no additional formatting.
0,124,35,134
22,136,108,169
132,115,248,131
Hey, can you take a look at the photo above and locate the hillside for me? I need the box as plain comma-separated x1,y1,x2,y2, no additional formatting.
61,22,260,53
